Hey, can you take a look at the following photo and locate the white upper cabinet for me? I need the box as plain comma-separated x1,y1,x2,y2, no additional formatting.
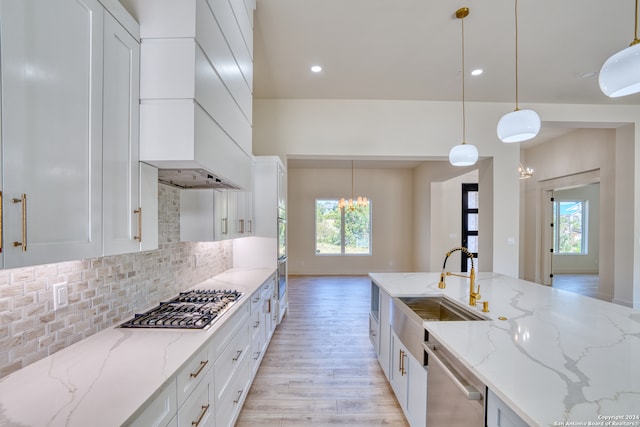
1,0,104,268
102,10,158,256
102,11,143,256
122,0,255,191
0,0,156,268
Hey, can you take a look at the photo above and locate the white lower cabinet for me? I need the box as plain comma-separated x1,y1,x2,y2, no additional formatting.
486,389,529,427
390,331,428,427
370,283,391,380
178,372,214,427
127,379,177,427
127,273,277,427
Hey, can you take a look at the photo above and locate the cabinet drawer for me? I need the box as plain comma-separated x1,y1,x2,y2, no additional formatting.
127,379,177,427
214,322,250,399
215,355,251,427
250,289,263,314
250,308,261,340
251,334,264,374
211,301,250,360
177,373,213,427
176,344,212,406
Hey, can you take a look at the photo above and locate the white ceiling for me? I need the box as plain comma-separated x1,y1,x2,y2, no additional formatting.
253,0,639,169
253,0,640,106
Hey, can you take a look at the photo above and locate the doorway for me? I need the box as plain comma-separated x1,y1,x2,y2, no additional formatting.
545,183,601,296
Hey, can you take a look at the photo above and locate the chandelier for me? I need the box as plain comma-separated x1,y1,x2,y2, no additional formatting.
339,160,368,210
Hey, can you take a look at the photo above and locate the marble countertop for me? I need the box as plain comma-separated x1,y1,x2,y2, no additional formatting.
0,267,275,427
369,272,640,427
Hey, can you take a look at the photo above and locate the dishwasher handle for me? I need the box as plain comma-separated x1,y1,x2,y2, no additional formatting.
424,342,482,401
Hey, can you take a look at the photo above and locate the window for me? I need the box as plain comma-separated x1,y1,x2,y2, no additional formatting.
315,199,371,255
554,200,588,254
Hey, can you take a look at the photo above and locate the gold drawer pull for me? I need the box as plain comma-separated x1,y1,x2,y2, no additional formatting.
253,320,261,328
133,207,142,242
191,404,209,427
189,360,209,378
233,389,244,404
12,194,27,251
232,349,243,362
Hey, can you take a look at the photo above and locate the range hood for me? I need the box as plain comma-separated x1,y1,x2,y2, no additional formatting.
157,168,240,190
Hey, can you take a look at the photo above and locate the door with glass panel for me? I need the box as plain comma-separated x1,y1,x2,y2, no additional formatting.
461,183,478,272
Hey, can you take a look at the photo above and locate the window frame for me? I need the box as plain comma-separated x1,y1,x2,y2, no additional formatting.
314,198,372,256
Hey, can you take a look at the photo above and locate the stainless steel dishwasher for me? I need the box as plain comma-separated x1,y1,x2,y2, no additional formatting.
423,336,485,426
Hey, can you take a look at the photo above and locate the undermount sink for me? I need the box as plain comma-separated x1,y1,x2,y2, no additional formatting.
398,296,487,322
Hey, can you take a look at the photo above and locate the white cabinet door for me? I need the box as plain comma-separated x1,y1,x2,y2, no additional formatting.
139,163,159,251
390,332,409,412
103,11,141,256
390,330,428,427
180,189,215,242
486,389,529,427
406,355,428,427
0,0,104,268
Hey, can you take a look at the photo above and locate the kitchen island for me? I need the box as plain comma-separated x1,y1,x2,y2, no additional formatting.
370,272,640,427
0,267,275,427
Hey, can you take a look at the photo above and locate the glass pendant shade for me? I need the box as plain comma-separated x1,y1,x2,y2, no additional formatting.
449,143,479,166
599,42,640,97
497,109,541,143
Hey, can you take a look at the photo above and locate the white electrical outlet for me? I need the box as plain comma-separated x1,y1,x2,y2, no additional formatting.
53,282,69,310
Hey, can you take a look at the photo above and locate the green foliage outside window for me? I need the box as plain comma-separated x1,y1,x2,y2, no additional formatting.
316,199,371,255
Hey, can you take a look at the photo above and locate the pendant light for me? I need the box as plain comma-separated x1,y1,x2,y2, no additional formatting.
497,0,541,143
449,7,479,167
338,160,368,211
599,0,640,97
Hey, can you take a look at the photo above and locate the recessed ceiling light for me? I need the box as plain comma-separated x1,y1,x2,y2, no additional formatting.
471,69,483,76
310,65,322,73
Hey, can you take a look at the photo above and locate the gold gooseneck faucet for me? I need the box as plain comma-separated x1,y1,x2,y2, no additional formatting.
438,246,481,306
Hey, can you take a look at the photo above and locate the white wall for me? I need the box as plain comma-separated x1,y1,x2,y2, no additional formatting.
522,128,618,302
286,167,414,275
253,98,640,307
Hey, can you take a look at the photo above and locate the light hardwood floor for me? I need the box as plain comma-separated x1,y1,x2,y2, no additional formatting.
236,275,409,427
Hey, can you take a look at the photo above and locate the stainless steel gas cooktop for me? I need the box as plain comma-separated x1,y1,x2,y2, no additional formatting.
120,289,243,329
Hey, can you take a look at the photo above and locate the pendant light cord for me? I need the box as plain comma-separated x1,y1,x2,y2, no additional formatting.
514,0,520,110
351,160,354,200
633,0,639,46
461,13,467,144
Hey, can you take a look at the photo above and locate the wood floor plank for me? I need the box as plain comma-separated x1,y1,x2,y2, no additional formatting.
236,275,409,427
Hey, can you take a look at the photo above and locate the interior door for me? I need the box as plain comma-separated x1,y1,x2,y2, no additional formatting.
461,183,479,272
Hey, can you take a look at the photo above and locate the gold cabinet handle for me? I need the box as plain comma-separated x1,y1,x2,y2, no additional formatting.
267,299,271,313
233,389,244,404
253,351,261,361
189,360,209,378
191,404,209,427
248,219,253,233
399,349,406,376
12,194,27,251
232,349,243,362
253,320,260,329
222,217,228,235
133,207,142,242
239,218,245,234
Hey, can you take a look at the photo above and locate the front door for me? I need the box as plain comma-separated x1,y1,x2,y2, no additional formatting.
461,183,479,272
